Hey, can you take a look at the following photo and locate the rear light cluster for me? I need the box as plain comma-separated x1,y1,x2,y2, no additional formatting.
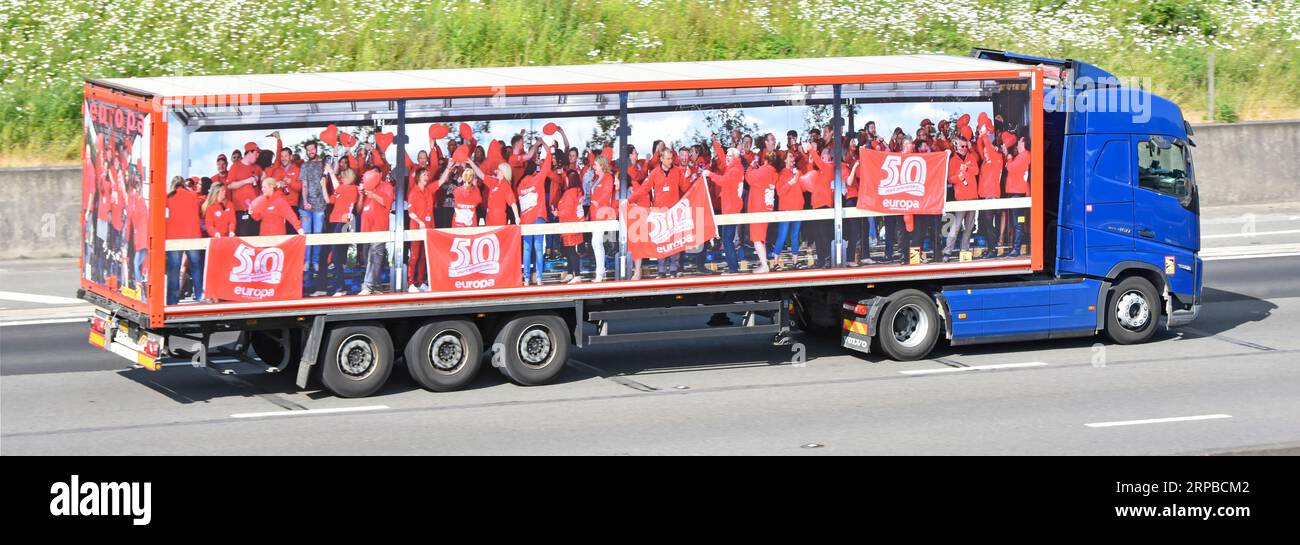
90,317,107,334
142,339,161,358
841,302,870,316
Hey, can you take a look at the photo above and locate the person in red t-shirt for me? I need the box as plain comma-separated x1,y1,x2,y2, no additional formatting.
466,161,520,228
1002,134,1031,257
405,167,436,292
587,156,617,282
357,169,393,295
165,176,206,305
319,168,360,296
943,137,981,260
975,125,1006,259
226,142,263,236
514,143,552,285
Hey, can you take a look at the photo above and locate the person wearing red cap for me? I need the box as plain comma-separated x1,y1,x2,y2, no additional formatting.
356,169,393,295
976,124,1005,258
211,154,229,185
1003,134,1031,257
933,120,952,152
165,176,205,305
943,137,980,260
227,142,263,236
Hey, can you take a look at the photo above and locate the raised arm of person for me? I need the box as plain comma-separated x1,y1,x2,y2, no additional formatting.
557,125,570,153
523,137,544,164
464,159,487,181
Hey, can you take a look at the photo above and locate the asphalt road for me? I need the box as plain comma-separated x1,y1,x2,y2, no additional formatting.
0,248,1296,455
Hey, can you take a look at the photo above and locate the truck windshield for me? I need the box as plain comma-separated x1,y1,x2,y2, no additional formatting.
1137,137,1198,213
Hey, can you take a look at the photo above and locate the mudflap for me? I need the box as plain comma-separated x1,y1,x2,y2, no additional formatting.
840,296,886,354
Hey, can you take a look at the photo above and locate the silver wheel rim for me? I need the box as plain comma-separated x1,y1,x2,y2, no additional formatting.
336,334,377,380
892,304,931,348
1116,290,1151,330
427,330,466,374
518,325,555,369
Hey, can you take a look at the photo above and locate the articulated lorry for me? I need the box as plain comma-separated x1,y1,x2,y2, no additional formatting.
79,50,1201,397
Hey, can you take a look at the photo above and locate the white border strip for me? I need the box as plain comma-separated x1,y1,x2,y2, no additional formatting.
230,405,390,419
899,361,1047,375
0,290,84,305
167,258,1032,314
164,197,1032,251
0,317,89,327
1084,414,1232,428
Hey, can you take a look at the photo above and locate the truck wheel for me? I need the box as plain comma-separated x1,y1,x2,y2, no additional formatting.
320,323,394,398
492,313,570,386
1105,276,1161,345
404,320,483,392
877,290,939,361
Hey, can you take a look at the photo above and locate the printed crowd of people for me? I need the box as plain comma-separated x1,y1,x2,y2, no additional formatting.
163,110,1030,303
83,134,149,302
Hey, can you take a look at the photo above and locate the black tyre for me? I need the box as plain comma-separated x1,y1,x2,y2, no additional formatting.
404,320,483,392
877,289,940,361
1105,276,1161,345
251,329,302,369
320,323,394,398
492,313,570,386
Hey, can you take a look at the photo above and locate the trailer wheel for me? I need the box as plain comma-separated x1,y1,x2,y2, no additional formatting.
1105,276,1161,345
877,290,939,361
492,313,570,386
320,323,394,398
404,320,483,392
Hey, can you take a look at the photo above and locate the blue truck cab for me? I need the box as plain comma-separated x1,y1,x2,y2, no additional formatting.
837,50,1202,359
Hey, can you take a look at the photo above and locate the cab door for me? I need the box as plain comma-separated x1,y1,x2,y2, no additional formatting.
1132,136,1199,251
1131,135,1199,297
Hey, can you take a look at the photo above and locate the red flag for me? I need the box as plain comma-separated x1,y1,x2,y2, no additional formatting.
626,180,717,261
203,236,305,302
424,226,521,291
855,149,949,216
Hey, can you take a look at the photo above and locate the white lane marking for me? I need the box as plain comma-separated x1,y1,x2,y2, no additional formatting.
1202,229,1300,240
1203,252,1300,261
0,317,89,327
900,362,1047,375
1084,414,1232,428
0,290,83,305
230,405,389,419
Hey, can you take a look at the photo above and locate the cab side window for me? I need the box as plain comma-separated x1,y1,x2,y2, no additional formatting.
1136,138,1190,199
